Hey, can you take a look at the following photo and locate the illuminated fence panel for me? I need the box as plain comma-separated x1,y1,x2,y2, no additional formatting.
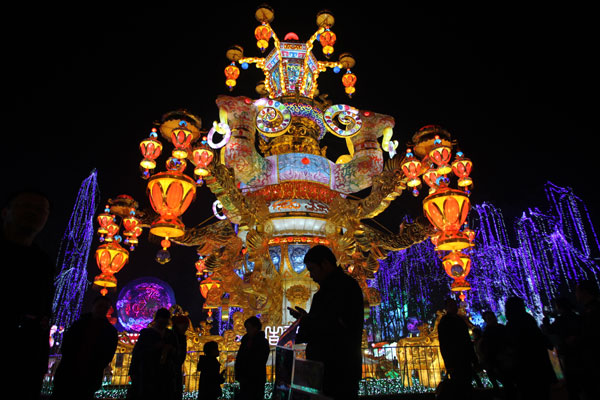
42,346,456,398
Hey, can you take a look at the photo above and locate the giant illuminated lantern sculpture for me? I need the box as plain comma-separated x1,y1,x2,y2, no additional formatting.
92,6,475,327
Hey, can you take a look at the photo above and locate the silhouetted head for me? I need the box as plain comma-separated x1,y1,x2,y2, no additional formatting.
172,315,190,333
303,245,337,284
92,295,113,319
444,297,458,315
1,189,50,242
576,279,599,306
244,316,262,336
505,297,526,321
482,311,498,326
203,341,219,357
153,308,171,329
554,297,573,315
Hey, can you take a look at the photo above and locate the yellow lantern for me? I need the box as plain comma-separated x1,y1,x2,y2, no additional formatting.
147,171,196,238
93,241,130,293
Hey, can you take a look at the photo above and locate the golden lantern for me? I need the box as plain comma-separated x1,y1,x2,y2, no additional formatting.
442,251,471,281
140,128,163,170
452,152,473,188
423,187,470,233
147,171,197,238
93,241,130,295
97,206,115,240
428,135,452,175
171,122,194,159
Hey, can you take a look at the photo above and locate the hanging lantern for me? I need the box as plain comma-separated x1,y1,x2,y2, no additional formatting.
428,135,453,175
452,152,473,188
104,221,120,242
254,24,272,52
342,70,357,97
93,241,129,294
422,168,439,194
199,276,222,299
401,148,422,196
195,256,207,277
192,147,214,177
442,251,471,280
171,121,193,159
140,128,163,171
97,205,115,241
147,171,197,238
422,187,470,233
319,29,336,57
225,62,240,91
122,209,142,250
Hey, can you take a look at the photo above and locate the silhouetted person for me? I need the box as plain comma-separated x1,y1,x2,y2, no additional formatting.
197,341,225,400
437,297,477,399
505,296,556,400
128,308,177,400
575,280,600,400
3,190,53,400
172,315,190,400
289,245,364,400
480,310,515,399
542,297,582,400
234,316,270,400
51,295,118,400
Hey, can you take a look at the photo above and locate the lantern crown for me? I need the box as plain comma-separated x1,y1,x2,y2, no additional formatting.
225,6,357,99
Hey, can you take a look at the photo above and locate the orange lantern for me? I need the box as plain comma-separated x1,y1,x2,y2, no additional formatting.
254,24,272,52
342,70,357,97
171,122,193,159
192,147,214,177
97,206,115,240
442,251,471,280
422,168,439,194
147,171,197,238
452,152,473,188
428,135,452,175
319,29,336,57
401,149,422,195
123,210,142,250
140,128,163,170
93,241,130,294
195,257,207,276
423,187,470,233
199,276,222,299
225,63,240,91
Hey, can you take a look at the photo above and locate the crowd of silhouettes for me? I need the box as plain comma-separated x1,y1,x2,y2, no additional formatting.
437,279,600,400
5,187,600,400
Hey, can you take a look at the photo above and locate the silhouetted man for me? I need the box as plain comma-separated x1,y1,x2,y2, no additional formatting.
289,245,364,400
437,297,477,400
51,296,118,400
505,296,556,400
3,190,53,399
234,316,270,400
575,280,600,400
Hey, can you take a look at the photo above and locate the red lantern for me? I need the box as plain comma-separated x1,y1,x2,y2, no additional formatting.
422,168,439,194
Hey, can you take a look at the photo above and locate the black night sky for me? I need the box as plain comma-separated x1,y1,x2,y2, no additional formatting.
5,3,598,324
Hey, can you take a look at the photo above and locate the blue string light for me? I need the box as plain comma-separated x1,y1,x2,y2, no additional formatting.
51,169,99,340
